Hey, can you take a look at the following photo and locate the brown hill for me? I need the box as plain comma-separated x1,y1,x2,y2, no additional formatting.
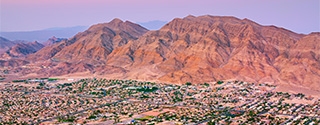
1,41,44,58
21,18,148,77
276,32,320,88
0,37,16,54
27,18,148,64
0,59,29,68
4,15,320,89
43,36,67,46
52,18,148,64
106,15,319,89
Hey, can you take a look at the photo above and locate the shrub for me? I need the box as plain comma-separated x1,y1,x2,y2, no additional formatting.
58,116,75,122
204,83,210,87
185,82,192,86
88,115,97,119
48,78,58,81
217,81,224,85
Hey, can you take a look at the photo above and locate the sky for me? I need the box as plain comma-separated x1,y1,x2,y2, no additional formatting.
0,0,319,34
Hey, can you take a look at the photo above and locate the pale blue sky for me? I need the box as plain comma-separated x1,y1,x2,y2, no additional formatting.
0,0,319,34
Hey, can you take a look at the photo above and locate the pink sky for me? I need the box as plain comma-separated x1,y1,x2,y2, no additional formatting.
1,0,319,33
1,0,183,6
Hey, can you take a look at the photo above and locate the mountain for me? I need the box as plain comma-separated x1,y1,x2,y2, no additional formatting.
1,41,44,58
276,32,320,88
0,37,14,54
3,15,320,90
105,16,303,83
138,20,167,30
0,37,23,54
0,40,42,67
27,18,148,64
43,36,67,46
106,15,318,89
0,26,88,42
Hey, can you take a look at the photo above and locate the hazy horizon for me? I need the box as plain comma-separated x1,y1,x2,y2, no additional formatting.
1,0,319,34
0,20,168,32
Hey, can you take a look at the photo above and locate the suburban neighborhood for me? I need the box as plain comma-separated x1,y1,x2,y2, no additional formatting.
0,78,319,124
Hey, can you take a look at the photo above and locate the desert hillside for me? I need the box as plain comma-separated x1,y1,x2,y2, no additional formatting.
1,15,319,89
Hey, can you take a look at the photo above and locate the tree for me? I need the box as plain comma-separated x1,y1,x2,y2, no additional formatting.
204,83,210,87
39,82,45,86
248,110,256,117
207,120,216,125
88,115,97,119
58,116,76,122
185,82,192,86
217,81,223,85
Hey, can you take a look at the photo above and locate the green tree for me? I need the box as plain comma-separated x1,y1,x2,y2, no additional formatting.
217,81,224,85
204,83,210,87
207,120,216,125
185,82,192,86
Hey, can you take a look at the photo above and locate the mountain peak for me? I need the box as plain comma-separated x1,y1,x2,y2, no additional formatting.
184,15,196,19
32,18,148,64
30,41,41,44
109,18,124,24
43,36,67,46
50,36,57,39
161,15,244,32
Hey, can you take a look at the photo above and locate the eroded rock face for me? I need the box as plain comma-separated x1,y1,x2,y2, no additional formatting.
6,15,320,89
275,33,320,88
27,18,148,65
19,18,148,77
107,15,319,89
43,36,67,46
0,37,16,54
1,41,44,58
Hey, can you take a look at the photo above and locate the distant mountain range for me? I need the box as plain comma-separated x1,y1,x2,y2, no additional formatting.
0,36,66,59
0,15,319,90
0,20,167,42
1,41,44,59
0,26,88,42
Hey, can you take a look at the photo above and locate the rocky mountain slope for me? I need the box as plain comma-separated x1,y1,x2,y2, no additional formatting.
0,37,16,54
2,15,319,89
107,15,317,87
27,18,148,63
1,41,44,58
43,36,67,46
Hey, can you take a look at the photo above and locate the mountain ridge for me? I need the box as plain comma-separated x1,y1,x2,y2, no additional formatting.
1,15,319,90
1,41,44,59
